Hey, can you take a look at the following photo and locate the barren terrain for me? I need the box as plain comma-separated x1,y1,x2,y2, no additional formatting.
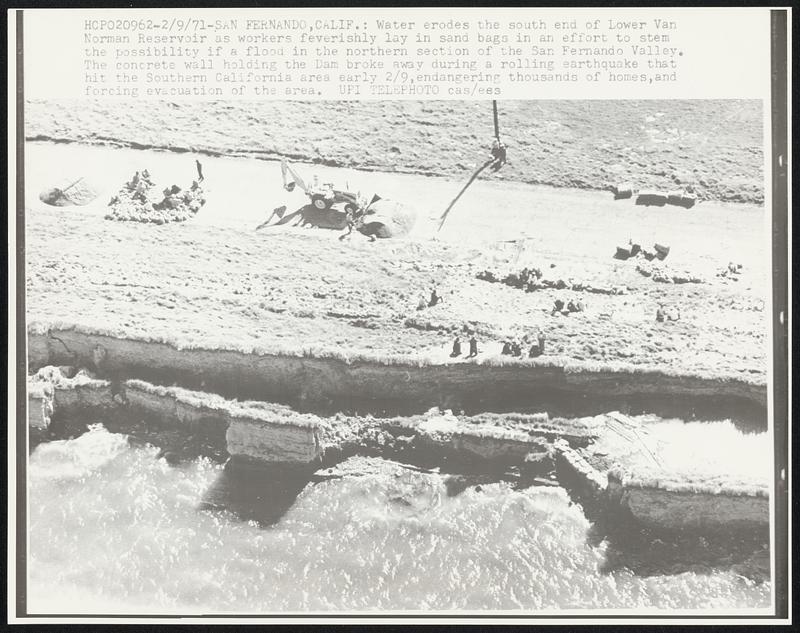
26,99,764,204
26,142,767,388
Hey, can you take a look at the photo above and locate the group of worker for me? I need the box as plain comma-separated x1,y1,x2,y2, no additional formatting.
502,332,547,358
124,160,204,203
656,304,680,323
450,335,479,359
417,287,442,311
552,298,585,315
448,331,547,360
126,169,155,202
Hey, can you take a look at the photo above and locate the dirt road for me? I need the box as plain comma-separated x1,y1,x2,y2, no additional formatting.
25,142,768,386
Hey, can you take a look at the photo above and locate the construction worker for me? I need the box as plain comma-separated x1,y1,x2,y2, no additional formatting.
195,159,204,182
128,171,141,190
468,336,478,358
133,180,148,202
489,139,507,171
552,299,565,315
656,304,665,322
451,337,462,357
567,299,584,313
428,288,441,307
501,341,512,355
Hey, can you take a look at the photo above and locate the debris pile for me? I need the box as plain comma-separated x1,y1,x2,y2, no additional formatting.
39,176,99,207
717,262,744,281
476,267,626,296
105,170,206,224
636,261,703,284
614,241,670,262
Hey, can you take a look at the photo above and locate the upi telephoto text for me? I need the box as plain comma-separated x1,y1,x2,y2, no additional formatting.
82,16,683,98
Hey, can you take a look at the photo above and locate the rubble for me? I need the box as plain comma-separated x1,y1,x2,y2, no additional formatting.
477,266,626,296
636,261,703,284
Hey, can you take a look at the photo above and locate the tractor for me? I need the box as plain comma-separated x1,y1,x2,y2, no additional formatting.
280,159,360,213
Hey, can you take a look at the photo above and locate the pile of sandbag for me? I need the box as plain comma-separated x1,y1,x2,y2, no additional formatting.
610,183,696,209
105,171,206,224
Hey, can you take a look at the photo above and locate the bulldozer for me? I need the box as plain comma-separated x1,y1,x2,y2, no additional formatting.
280,159,360,213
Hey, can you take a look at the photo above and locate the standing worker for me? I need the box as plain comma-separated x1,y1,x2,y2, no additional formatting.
468,335,478,358
195,159,204,182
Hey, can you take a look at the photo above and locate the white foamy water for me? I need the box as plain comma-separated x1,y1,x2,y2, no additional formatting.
28,426,770,614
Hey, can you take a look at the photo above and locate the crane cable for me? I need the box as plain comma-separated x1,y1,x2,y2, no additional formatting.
493,99,501,143
437,100,501,233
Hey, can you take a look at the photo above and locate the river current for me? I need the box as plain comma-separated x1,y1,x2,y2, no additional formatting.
28,424,770,614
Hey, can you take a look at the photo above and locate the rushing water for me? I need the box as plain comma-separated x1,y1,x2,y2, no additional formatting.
28,424,770,614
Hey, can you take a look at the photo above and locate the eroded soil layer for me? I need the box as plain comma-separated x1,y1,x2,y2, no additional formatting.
29,328,766,423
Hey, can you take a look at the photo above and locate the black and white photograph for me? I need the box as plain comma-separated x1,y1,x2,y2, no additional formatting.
9,7,790,624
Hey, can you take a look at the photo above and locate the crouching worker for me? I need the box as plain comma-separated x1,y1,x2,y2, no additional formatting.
450,336,462,358
529,332,547,358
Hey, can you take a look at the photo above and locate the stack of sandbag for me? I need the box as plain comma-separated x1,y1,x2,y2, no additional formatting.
105,171,206,225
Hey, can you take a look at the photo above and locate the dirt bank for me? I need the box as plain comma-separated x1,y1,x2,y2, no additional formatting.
26,195,768,390
29,328,767,422
26,100,764,204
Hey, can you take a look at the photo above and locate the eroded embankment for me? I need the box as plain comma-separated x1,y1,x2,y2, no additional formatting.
29,328,767,424
29,366,770,544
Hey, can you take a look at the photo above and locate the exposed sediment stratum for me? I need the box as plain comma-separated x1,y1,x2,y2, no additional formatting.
28,327,767,420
